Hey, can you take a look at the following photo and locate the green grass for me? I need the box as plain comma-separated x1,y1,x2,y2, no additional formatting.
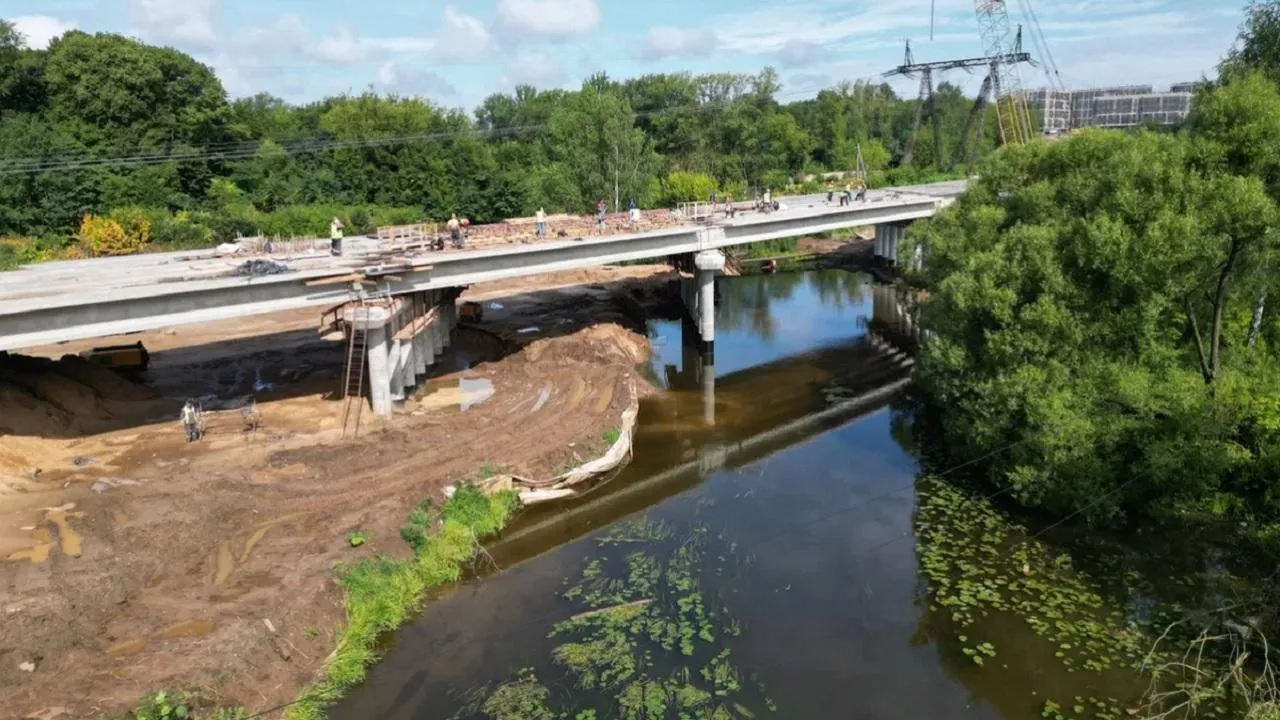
281,483,520,720
602,427,621,446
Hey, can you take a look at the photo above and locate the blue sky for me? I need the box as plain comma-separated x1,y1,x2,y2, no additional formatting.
6,1,1245,109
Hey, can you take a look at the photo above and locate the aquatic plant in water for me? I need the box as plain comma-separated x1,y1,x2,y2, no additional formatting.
457,516,769,719
914,477,1242,719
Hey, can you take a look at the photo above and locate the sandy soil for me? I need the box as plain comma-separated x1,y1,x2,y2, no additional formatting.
0,264,677,720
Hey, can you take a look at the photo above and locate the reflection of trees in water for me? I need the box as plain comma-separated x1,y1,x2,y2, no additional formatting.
807,269,867,311
717,274,793,341
716,271,871,341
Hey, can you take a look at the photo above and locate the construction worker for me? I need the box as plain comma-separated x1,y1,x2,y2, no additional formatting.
596,199,607,231
763,188,772,214
181,400,201,443
724,195,736,218
842,183,853,206
330,216,344,256
447,213,462,249
628,197,640,226
535,207,546,239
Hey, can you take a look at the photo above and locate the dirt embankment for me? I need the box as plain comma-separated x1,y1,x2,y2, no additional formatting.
0,264,677,720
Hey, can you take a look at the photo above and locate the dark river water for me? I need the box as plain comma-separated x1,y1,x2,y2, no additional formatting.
333,270,1160,720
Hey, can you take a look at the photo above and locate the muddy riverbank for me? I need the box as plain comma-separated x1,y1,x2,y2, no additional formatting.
0,265,677,719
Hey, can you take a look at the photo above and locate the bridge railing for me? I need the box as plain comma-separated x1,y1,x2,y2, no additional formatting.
675,201,717,223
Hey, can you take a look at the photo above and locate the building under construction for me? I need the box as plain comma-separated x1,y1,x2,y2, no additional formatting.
1026,83,1201,131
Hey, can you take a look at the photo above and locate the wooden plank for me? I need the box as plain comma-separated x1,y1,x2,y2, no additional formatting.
304,273,365,287
392,305,441,341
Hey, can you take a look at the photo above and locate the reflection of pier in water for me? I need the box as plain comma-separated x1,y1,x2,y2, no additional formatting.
495,284,919,560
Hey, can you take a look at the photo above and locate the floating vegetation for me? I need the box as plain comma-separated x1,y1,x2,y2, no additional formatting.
916,477,1147,673
455,516,770,719
914,477,1248,719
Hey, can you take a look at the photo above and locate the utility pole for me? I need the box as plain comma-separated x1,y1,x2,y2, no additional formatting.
613,142,621,213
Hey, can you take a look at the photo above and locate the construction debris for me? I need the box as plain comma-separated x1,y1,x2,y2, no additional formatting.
230,259,291,277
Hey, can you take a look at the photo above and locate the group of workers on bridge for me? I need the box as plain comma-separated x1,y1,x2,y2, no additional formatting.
830,180,869,206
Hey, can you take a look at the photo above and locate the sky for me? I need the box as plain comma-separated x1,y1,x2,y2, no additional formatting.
5,0,1246,110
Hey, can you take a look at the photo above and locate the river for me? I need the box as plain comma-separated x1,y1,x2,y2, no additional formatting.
333,269,1164,720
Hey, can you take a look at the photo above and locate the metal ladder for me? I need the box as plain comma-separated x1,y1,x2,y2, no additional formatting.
340,317,367,439
338,282,395,439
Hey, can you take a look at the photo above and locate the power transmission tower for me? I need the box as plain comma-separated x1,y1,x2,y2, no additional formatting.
883,38,1033,171
974,0,1036,147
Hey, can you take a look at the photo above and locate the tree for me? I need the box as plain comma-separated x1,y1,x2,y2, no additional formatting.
907,128,1280,523
1223,0,1280,84
547,87,654,211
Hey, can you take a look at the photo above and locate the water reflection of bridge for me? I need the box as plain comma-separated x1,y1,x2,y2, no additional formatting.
496,283,920,558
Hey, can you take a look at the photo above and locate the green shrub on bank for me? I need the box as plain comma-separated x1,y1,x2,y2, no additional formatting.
285,484,520,720
0,202,430,269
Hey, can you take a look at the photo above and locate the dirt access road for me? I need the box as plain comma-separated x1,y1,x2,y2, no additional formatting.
0,264,677,720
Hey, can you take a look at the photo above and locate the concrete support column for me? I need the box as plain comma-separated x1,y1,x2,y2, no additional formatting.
388,330,404,403
430,294,447,355
413,294,429,377
364,324,393,417
439,292,454,349
874,223,907,264
422,300,438,368
399,303,416,391
693,250,725,346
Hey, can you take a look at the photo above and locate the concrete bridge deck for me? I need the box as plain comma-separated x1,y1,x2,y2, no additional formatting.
0,180,965,352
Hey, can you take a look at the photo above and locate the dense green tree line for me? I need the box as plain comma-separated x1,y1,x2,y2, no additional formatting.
0,20,984,263
906,2,1280,542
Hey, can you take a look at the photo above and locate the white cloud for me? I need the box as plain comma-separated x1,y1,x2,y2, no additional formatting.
776,39,830,68
12,15,77,49
497,0,601,40
504,50,566,87
715,0,934,55
311,24,369,64
432,5,493,61
128,0,217,49
634,27,717,62
376,62,457,98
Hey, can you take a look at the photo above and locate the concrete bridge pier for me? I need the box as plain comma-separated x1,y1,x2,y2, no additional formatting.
398,301,417,393
340,302,396,417
365,323,393,417
388,318,405,403
682,250,726,349
874,222,910,264
412,293,431,378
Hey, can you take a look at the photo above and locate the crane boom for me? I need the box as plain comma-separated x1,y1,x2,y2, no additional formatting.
974,0,1035,146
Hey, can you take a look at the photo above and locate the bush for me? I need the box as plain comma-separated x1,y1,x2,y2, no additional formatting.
348,207,374,235
152,212,216,249
659,171,718,206
758,170,791,193
0,237,42,269
78,213,148,256
369,205,425,228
